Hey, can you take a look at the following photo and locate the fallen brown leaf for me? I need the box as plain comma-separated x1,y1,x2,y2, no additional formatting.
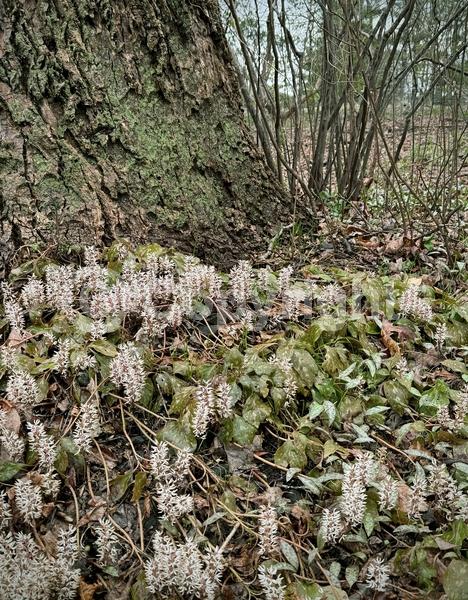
430,369,458,382
381,320,400,356
79,580,100,600
143,495,152,518
356,237,381,249
385,236,405,254
77,498,107,526
7,328,29,347
0,406,21,433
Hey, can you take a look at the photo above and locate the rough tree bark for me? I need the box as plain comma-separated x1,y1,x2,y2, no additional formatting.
0,0,292,273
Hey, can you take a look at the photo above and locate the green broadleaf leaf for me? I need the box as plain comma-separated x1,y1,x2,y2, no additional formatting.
383,380,410,414
308,401,324,420
0,462,26,482
131,472,147,503
323,400,336,425
289,581,322,599
321,586,348,600
443,559,468,600
419,380,450,416
157,421,197,451
291,349,318,387
231,415,257,445
242,394,271,428
297,474,322,495
280,540,299,571
345,564,359,588
441,359,467,374
274,433,308,470
110,471,133,502
90,339,118,357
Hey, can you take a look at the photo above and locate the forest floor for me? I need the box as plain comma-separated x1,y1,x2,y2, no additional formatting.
0,238,467,599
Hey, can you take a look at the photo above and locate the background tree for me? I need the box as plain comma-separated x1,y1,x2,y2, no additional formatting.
0,0,294,274
225,0,468,261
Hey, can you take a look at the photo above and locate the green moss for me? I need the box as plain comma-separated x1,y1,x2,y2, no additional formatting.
6,99,37,124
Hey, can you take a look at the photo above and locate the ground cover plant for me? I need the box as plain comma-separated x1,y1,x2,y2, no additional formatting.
0,243,467,599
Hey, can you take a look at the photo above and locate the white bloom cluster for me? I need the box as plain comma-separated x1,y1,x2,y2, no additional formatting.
73,399,101,452
84,245,100,266
0,345,19,371
145,531,223,599
0,409,25,461
74,352,97,371
192,379,234,438
27,420,57,470
258,565,286,600
433,323,448,349
258,505,279,556
320,508,343,543
167,301,184,328
52,339,71,375
216,381,235,418
400,284,433,321
320,453,388,543
155,484,194,522
239,308,254,331
0,529,80,600
377,474,399,511
6,369,40,410
337,454,381,528
257,266,273,290
57,526,80,565
158,256,176,273
366,556,391,592
121,256,137,280
89,272,156,320
318,283,344,307
20,276,46,310
395,356,409,375
436,406,453,429
1,247,353,374
277,266,294,296
110,342,145,403
354,452,380,484
75,246,109,293
428,464,458,507
192,382,215,438
340,463,368,526
45,265,76,316
2,282,23,325
95,517,120,566
0,494,12,528
320,453,384,543
85,252,215,331
14,479,43,524
270,355,297,403
40,470,61,497
428,463,467,519
176,262,222,311
436,390,467,432
139,304,165,338
150,441,193,522
406,472,428,518
284,288,306,320
229,260,253,304
89,319,107,340
145,253,174,275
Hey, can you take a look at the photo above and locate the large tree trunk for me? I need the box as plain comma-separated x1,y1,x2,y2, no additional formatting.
0,0,291,273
